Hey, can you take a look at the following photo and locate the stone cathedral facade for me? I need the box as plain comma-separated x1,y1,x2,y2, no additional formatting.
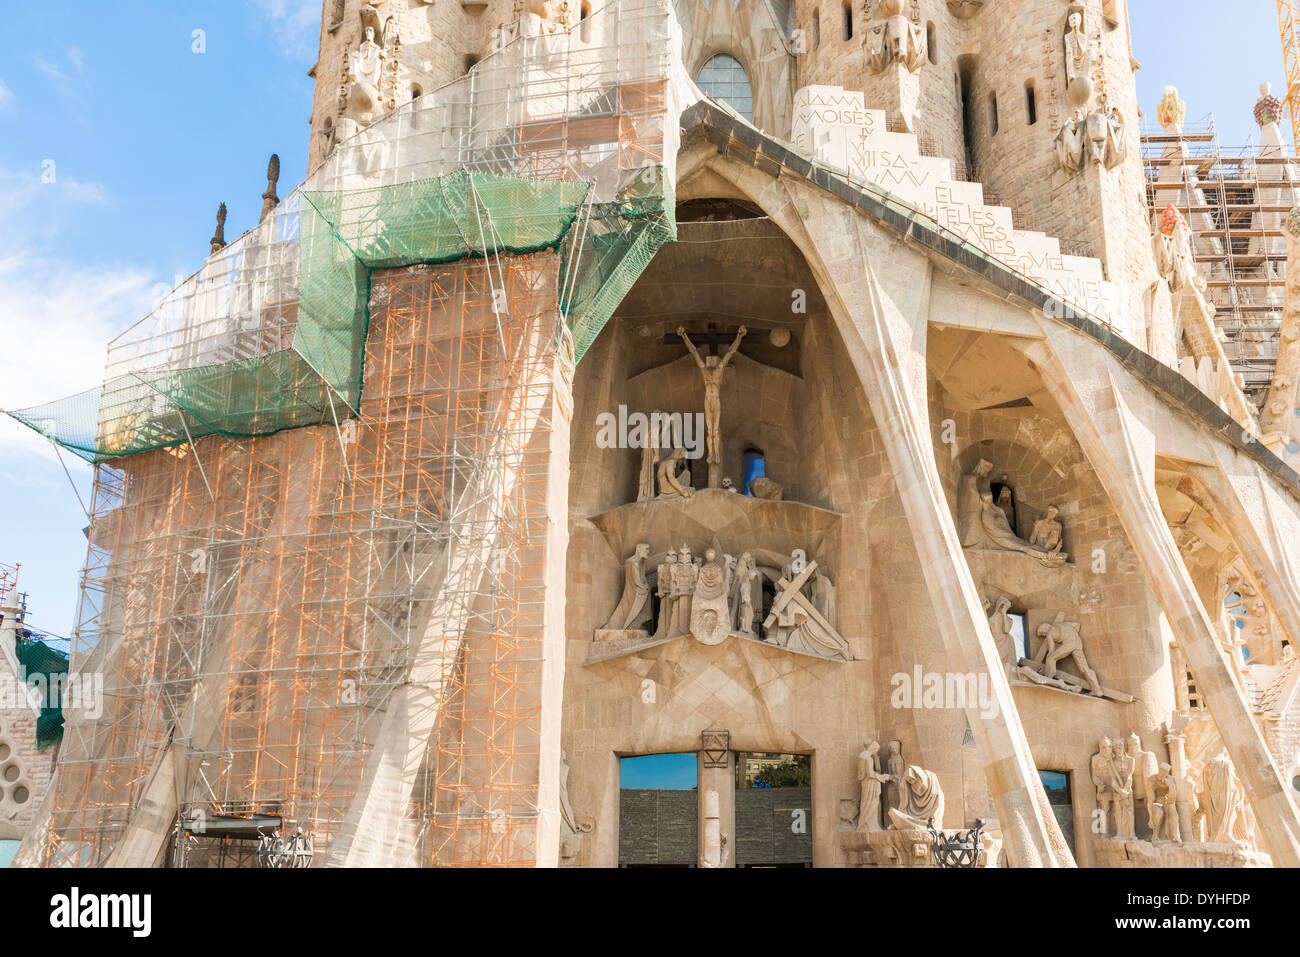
10,0,1300,868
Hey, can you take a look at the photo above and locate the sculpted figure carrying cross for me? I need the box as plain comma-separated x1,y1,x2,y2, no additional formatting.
678,325,746,488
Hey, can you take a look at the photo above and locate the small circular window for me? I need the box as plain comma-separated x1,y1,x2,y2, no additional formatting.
11,786,28,805
1292,774,1300,793
2,764,18,783
0,742,9,761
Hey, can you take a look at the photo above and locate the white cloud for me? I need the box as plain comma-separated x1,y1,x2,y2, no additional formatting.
0,163,156,469
0,165,107,219
0,79,12,109
0,253,158,471
248,0,321,59
33,52,88,125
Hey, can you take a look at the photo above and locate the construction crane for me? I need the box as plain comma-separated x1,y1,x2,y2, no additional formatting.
1280,0,1300,152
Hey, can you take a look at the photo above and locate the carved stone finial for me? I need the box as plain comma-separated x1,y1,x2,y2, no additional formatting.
260,154,280,224
1156,86,1185,133
210,202,227,255
1255,83,1283,127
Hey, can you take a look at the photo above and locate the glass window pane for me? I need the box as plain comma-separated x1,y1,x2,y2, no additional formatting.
695,54,753,123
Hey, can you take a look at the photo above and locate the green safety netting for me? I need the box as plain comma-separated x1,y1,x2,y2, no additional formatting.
15,635,69,750
7,167,675,462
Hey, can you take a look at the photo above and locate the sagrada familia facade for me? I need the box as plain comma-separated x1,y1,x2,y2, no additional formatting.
5,0,1300,868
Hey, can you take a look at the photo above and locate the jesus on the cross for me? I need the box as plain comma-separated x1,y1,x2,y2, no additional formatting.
678,325,746,488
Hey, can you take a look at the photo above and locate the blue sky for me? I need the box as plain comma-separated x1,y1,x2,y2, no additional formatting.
0,1,1290,640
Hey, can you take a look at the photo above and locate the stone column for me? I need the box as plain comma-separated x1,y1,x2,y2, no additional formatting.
740,177,1073,867
1164,723,1194,841
697,731,734,868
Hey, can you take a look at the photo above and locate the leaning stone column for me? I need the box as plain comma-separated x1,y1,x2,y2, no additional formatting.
1022,338,1300,866
746,181,1073,868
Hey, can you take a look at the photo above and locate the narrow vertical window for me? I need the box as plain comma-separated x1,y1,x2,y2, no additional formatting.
843,2,853,40
580,1,592,42
1026,81,1038,125
926,22,937,63
989,92,999,136
813,9,821,48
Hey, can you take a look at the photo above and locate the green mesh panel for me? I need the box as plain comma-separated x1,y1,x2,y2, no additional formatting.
15,636,69,750
8,168,674,461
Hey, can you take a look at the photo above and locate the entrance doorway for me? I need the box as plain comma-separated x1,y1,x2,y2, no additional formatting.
734,752,813,867
618,753,698,867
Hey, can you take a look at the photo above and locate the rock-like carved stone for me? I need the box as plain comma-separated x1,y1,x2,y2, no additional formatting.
731,552,759,636
865,0,927,75
883,740,906,821
984,595,1019,673
1019,612,1102,696
598,543,651,636
1090,735,1116,834
1055,111,1086,174
1110,738,1137,840
637,412,664,502
669,544,699,640
1029,505,1065,555
348,25,387,114
957,459,1068,566
690,549,731,645
764,559,851,659
558,751,592,866
749,475,784,500
1149,763,1182,843
1127,733,1159,829
1157,86,1186,133
260,154,280,225
887,765,945,830
651,551,679,640
679,325,746,488
210,202,227,255
655,447,695,500
1153,204,1196,292
1063,3,1094,108
1056,109,1125,173
1199,752,1256,847
1255,82,1284,128
945,0,982,19
856,740,890,831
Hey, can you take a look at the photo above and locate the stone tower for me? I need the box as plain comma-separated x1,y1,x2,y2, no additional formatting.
307,0,591,171
795,0,1161,347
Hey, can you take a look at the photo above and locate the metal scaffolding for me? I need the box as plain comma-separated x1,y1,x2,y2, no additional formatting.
1142,115,1300,408
20,0,681,868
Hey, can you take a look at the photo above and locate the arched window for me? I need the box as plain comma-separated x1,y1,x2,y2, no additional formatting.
580,1,592,42
696,53,754,123
926,22,937,63
843,2,853,40
989,92,999,136
1025,81,1037,125
812,9,821,48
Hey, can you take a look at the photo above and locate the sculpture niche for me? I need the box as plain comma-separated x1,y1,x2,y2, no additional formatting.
957,459,1067,566
595,545,849,661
